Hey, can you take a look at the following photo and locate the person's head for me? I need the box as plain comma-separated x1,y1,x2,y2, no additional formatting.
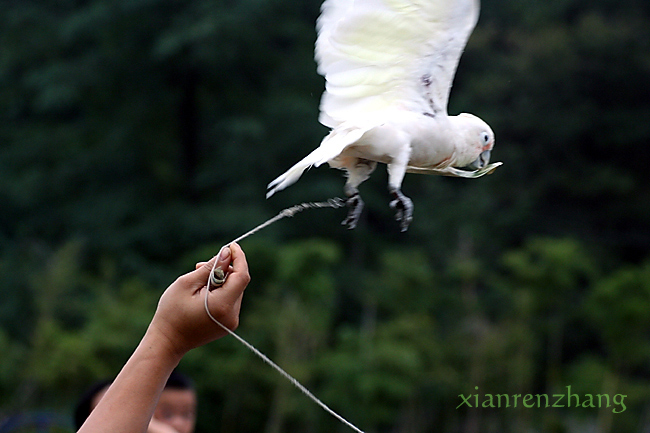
152,369,197,433
74,369,197,433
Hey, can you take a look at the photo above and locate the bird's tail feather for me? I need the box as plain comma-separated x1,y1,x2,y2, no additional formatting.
266,126,368,198
266,157,314,198
267,144,334,198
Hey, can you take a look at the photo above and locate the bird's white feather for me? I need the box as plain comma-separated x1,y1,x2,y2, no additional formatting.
316,0,479,128
266,124,370,198
267,0,497,232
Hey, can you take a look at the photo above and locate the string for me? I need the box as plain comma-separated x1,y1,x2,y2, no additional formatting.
204,198,364,433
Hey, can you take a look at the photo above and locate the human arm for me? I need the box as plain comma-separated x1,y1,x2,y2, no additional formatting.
78,243,250,433
147,417,181,433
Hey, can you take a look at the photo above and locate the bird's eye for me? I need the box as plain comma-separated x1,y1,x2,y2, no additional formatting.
482,132,490,143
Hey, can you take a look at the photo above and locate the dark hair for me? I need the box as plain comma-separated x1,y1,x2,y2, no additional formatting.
165,369,194,390
73,379,112,430
73,369,194,430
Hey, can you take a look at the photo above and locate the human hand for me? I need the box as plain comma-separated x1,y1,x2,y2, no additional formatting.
148,243,250,358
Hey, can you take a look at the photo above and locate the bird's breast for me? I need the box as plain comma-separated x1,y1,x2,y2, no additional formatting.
407,133,457,169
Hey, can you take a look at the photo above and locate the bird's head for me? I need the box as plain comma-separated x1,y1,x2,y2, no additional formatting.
453,113,495,170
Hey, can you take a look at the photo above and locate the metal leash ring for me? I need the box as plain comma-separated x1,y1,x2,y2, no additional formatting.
210,266,227,289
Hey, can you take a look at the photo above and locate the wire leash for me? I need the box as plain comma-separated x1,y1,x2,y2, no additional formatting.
203,197,364,433
208,197,346,288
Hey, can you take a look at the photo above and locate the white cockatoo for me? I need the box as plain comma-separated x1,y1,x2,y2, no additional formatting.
267,0,502,231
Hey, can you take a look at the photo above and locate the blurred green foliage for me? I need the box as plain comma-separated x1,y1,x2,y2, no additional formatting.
1,0,649,432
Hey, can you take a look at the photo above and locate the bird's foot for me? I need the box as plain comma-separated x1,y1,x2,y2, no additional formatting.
389,189,413,232
341,193,364,230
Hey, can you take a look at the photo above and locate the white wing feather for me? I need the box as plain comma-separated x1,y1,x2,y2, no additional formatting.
316,0,479,128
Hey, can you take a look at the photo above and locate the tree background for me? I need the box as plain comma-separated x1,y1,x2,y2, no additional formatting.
1,0,649,432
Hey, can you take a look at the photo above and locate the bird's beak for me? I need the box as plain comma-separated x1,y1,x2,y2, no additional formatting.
468,150,491,170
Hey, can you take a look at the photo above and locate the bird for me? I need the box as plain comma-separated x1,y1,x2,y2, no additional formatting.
267,0,502,231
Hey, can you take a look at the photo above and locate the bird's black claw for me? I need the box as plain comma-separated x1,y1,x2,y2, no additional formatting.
342,193,364,230
389,189,413,232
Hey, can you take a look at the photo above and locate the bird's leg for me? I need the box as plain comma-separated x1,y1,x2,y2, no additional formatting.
389,187,413,232
341,187,364,230
387,148,413,231
341,159,376,230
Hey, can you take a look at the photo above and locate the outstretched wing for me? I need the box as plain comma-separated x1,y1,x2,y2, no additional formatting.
316,0,479,128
